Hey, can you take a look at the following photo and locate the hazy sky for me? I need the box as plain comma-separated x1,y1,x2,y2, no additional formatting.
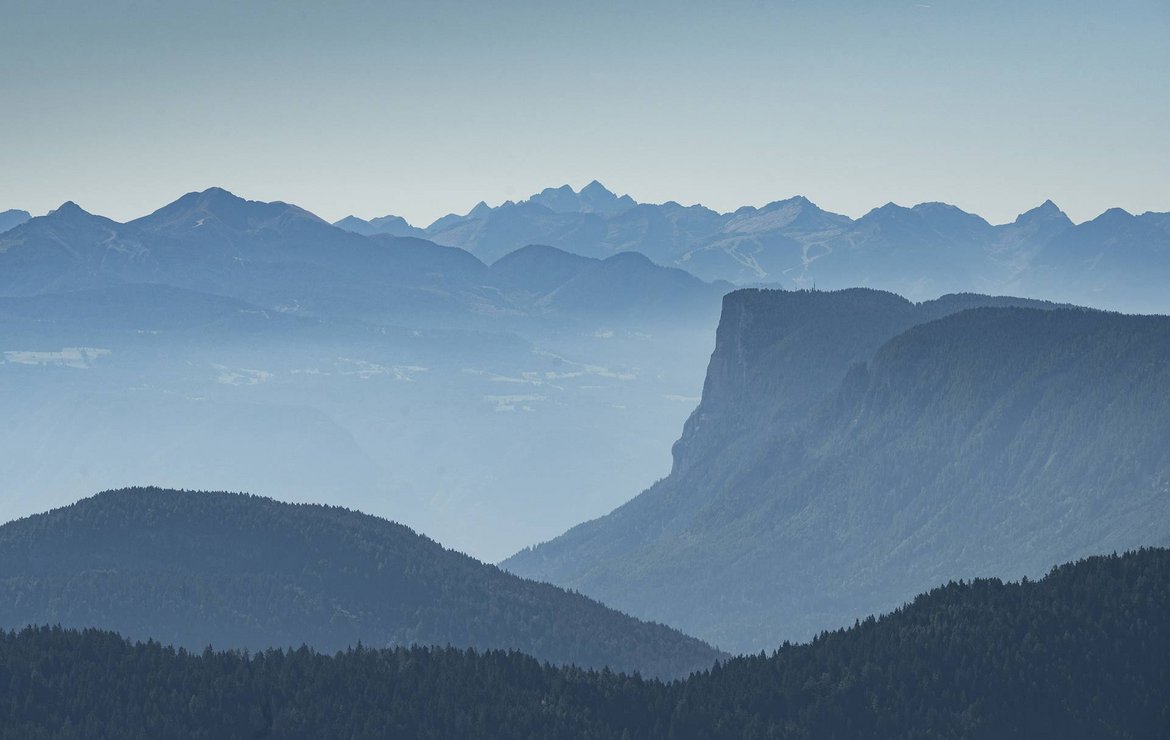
2,0,1167,226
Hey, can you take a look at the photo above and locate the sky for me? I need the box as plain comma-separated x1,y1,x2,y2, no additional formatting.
1,0,1167,226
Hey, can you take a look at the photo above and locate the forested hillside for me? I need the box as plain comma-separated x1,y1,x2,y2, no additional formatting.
0,488,721,679
506,289,1170,651
1,549,1166,739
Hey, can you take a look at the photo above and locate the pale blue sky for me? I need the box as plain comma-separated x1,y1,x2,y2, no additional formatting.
1,0,1167,225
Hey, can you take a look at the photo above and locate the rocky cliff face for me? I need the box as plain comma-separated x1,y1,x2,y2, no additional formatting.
504,288,1170,652
669,289,919,478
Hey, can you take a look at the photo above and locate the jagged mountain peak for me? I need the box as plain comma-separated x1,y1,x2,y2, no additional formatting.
1006,201,1074,243
1014,199,1068,223
173,186,308,216
334,214,424,238
1095,206,1135,222
864,201,913,218
580,179,614,196
761,195,814,211
527,180,636,216
47,201,92,218
132,187,328,235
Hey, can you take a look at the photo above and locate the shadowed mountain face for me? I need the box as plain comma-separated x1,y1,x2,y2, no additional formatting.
0,487,724,679
0,188,729,561
3,549,1167,738
503,288,1170,652
414,183,1170,313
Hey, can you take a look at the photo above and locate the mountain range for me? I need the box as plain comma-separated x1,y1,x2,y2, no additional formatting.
0,188,726,326
332,182,1170,313
504,288,1170,651
0,487,722,679
8,182,1168,315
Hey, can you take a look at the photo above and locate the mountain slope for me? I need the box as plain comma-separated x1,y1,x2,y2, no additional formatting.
487,243,597,296
0,202,164,295
0,488,722,679
505,289,1170,651
544,251,730,317
2,549,1167,738
0,209,30,235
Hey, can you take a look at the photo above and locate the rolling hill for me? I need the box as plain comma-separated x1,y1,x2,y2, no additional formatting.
0,487,723,679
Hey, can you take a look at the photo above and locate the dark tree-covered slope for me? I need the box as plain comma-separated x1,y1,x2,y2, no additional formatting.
1,549,1166,739
0,488,722,679
505,289,1170,651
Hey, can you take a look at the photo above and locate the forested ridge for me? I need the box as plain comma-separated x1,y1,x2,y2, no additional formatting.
1,549,1166,739
0,488,721,679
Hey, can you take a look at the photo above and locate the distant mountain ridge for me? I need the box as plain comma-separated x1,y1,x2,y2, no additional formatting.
0,487,723,679
334,182,1169,312
7,184,1169,313
504,288,1170,651
0,187,727,326
333,214,428,239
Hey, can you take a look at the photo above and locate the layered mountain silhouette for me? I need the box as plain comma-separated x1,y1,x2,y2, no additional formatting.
0,487,723,679
504,288,1170,651
331,182,1170,313
0,188,729,562
9,184,1167,315
3,549,1167,738
0,187,725,325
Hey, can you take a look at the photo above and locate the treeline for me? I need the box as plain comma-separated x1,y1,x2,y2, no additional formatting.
1,549,1166,739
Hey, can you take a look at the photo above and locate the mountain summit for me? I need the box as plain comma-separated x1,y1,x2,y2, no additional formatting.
529,180,637,217
132,187,328,236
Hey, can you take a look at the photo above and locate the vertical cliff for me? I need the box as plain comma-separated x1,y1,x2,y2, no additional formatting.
503,289,1170,652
